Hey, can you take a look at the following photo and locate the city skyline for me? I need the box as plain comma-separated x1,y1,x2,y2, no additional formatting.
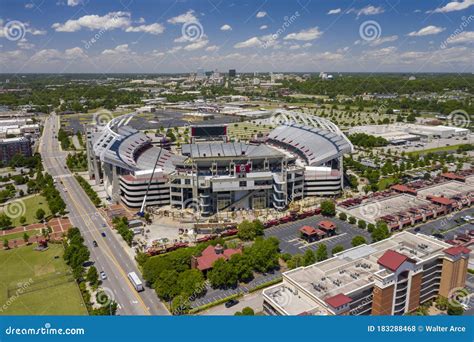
0,0,473,73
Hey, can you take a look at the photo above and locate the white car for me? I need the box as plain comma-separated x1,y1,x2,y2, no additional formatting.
100,271,107,280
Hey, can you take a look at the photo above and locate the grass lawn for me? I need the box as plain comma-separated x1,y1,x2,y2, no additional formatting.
3,229,41,241
407,144,465,157
4,195,52,228
0,244,87,315
378,176,399,190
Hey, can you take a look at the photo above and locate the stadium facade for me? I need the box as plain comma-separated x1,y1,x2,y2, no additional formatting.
86,112,353,215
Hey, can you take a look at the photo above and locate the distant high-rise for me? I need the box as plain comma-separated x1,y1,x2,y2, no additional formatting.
229,69,236,77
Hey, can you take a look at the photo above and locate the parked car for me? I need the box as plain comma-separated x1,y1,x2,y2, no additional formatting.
101,232,106,237
100,271,107,280
92,240,98,247
225,299,239,308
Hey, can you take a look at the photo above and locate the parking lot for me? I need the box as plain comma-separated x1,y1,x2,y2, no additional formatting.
408,207,474,236
264,215,372,255
189,271,281,309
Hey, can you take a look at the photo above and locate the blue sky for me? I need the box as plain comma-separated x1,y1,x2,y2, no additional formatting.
0,0,473,73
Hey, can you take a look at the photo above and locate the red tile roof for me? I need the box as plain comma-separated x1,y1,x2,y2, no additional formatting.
391,184,417,195
377,250,413,272
427,196,455,206
441,172,465,181
325,293,352,308
299,226,325,236
318,220,336,230
444,246,471,256
194,245,242,271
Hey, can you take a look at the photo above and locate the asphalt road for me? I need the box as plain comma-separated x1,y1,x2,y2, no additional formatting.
39,113,169,316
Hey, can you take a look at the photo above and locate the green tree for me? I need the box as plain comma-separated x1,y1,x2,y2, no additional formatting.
19,216,26,225
332,245,344,255
371,221,391,242
287,254,304,269
178,269,205,298
208,258,238,288
154,270,180,302
0,213,12,229
338,212,347,221
303,249,316,266
320,200,336,216
171,295,190,315
348,216,357,224
447,303,463,315
23,232,29,244
352,236,367,247
315,244,328,262
86,266,99,286
36,208,46,220
241,307,255,315
3,238,8,249
357,220,367,229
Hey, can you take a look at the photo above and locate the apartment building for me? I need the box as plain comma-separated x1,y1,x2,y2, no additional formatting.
263,231,469,316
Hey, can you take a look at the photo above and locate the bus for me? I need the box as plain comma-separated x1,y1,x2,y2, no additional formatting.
127,272,144,292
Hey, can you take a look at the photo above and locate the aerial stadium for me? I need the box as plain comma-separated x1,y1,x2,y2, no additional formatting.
85,111,353,216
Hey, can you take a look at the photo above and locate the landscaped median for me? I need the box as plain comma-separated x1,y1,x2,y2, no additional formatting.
74,174,102,207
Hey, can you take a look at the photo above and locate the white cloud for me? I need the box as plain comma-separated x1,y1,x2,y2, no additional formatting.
284,27,322,41
408,25,445,36
25,3,34,9
362,46,397,60
17,39,34,50
432,0,474,13
370,35,398,46
302,43,312,48
168,46,183,54
125,23,164,35
445,31,474,44
220,24,232,31
205,45,219,52
26,27,47,36
102,44,130,55
289,44,300,50
52,12,163,35
259,25,268,30
52,12,132,32
256,11,267,18
234,36,261,48
327,8,341,15
67,0,83,6
167,10,197,24
64,47,87,59
184,39,209,51
355,5,385,16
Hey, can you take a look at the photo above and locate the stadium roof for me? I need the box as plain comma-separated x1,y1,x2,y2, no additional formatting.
268,123,353,166
181,142,284,159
